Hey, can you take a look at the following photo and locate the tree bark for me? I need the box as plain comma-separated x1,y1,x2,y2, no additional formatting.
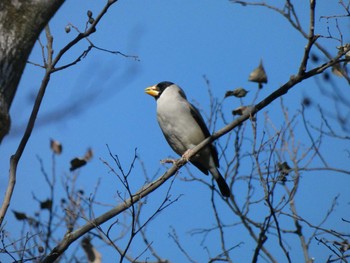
0,0,64,142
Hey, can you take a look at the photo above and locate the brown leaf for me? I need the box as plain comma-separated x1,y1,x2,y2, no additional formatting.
225,87,249,98
40,199,53,210
277,162,292,183
84,148,93,161
50,139,62,155
70,148,93,171
248,60,268,88
232,106,250,116
70,158,87,171
13,210,28,220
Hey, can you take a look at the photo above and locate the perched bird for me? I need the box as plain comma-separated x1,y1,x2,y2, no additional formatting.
145,81,231,197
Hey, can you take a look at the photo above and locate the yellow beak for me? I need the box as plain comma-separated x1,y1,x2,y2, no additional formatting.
145,85,159,97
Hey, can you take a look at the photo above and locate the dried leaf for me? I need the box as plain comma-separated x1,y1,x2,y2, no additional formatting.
70,148,93,171
87,10,93,18
65,25,71,33
84,148,94,161
70,158,87,171
302,97,312,107
50,139,62,155
13,210,27,220
40,199,53,210
277,162,292,183
232,106,250,116
225,87,249,98
334,239,350,252
277,161,291,174
248,60,268,88
38,246,44,253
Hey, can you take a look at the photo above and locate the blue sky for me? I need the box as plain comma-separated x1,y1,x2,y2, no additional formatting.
0,0,349,262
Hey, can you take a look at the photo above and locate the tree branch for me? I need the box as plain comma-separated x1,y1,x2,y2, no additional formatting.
0,0,64,142
0,0,122,227
41,45,349,261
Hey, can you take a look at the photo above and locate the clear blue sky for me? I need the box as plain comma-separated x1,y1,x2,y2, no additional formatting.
0,0,349,262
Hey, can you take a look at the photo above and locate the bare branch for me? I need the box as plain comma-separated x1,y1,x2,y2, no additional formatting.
0,0,124,227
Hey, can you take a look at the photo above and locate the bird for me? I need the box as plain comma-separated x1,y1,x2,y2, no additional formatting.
145,81,231,197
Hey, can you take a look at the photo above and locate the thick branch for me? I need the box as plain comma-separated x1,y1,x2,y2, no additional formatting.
41,50,347,262
41,161,184,262
0,0,64,142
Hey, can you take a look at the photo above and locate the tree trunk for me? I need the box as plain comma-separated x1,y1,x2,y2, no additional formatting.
0,0,64,142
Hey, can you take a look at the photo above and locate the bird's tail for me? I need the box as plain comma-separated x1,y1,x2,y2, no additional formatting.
210,168,231,197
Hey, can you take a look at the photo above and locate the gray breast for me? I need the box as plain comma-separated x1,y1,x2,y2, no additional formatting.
156,88,206,155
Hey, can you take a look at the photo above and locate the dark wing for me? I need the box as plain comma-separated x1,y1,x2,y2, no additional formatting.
188,103,220,168
188,103,211,137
